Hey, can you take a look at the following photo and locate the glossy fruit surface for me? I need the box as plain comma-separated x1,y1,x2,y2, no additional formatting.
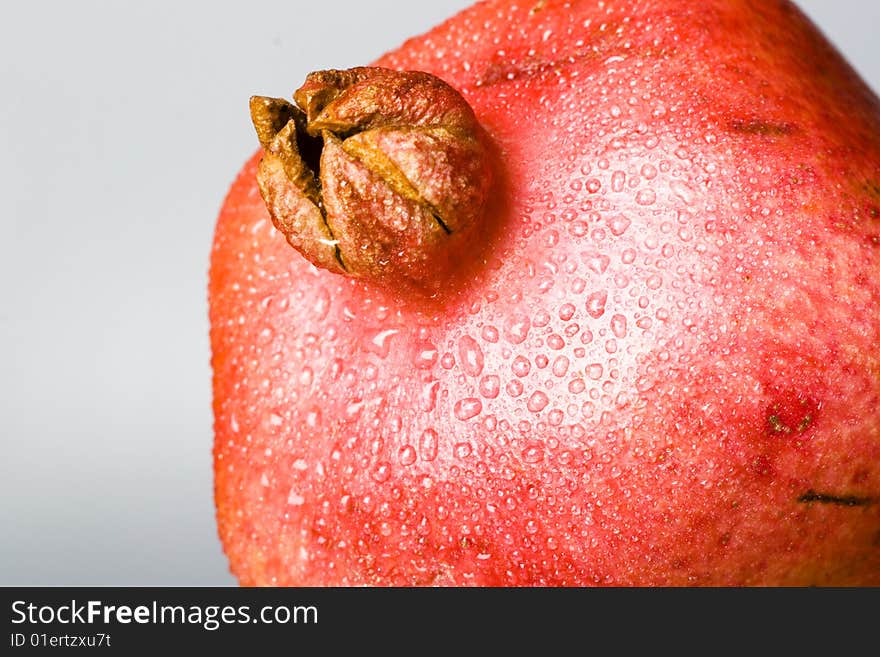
210,0,880,585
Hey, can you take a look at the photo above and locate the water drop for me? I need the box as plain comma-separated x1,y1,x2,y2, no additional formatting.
306,407,321,428
371,462,391,483
586,363,604,380
527,391,550,413
313,286,331,320
533,310,551,327
546,334,565,350
607,215,631,236
585,290,608,318
419,429,439,462
454,398,483,420
559,303,576,321
421,380,439,412
646,274,663,290
569,378,586,393
503,313,531,344
512,355,531,377
257,327,275,345
670,179,695,204
570,221,589,237
640,163,658,179
454,442,473,459
636,376,655,392
552,355,570,377
440,352,456,369
635,189,656,205
398,445,417,466
413,340,438,369
583,251,610,274
611,170,626,192
330,358,344,380
506,380,524,397
479,374,500,399
522,444,545,463
610,314,628,339
363,328,398,358
458,335,485,377
481,325,499,343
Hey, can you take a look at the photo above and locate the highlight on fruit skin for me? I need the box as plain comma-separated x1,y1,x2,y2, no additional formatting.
249,67,493,294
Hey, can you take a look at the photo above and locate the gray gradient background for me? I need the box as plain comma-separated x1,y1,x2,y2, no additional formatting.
2,1,878,585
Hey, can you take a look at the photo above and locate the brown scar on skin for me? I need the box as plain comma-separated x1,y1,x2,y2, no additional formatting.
797,489,875,507
728,119,796,136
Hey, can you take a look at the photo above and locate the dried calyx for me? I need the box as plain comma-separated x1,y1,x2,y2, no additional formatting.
250,67,492,291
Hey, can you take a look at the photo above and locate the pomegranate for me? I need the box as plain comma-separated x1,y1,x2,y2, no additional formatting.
209,0,880,585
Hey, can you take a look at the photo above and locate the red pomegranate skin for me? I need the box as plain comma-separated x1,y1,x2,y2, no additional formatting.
209,0,880,585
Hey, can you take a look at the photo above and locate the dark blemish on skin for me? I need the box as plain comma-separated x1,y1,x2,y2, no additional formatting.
476,58,557,87
751,455,775,478
863,179,880,200
764,393,818,437
797,489,874,507
474,31,676,88
529,0,547,14
767,414,787,433
728,119,796,136
767,412,812,435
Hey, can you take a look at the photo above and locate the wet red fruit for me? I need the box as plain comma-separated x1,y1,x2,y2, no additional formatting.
209,0,880,585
